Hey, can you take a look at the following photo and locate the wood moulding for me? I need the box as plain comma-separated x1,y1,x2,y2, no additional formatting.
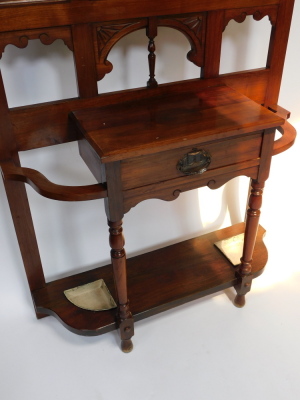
94,13,206,81
122,164,259,213
32,223,268,336
223,5,278,31
94,19,148,80
0,26,73,58
0,1,282,34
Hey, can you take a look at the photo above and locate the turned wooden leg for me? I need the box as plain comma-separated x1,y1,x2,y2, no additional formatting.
108,219,134,352
234,180,264,308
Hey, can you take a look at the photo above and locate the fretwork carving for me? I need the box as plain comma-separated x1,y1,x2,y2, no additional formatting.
96,22,136,50
180,15,204,37
94,14,206,82
0,26,73,58
95,20,147,81
223,6,278,31
157,14,206,67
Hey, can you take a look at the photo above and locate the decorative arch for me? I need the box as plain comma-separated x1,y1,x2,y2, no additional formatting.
94,13,206,83
94,19,148,81
157,14,205,68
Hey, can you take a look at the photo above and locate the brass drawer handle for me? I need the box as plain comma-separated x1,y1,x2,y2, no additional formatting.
177,148,211,175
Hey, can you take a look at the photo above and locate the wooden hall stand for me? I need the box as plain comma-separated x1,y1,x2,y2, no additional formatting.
0,0,296,352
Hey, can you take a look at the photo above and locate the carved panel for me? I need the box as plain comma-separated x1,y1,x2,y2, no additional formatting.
157,14,206,67
223,6,278,31
94,13,206,82
94,19,148,81
0,26,73,58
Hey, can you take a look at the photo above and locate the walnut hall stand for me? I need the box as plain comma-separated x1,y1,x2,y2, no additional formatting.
0,0,297,352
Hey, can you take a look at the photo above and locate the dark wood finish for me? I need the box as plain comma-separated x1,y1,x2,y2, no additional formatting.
0,26,73,58
71,86,283,163
11,71,271,152
0,70,46,316
108,219,134,352
0,1,281,33
104,161,124,222
273,120,296,155
95,18,148,82
157,13,206,68
123,165,260,213
120,133,263,190
32,223,267,335
265,0,295,107
71,23,98,98
1,161,107,202
223,5,278,30
0,0,296,351
0,70,16,159
2,176,46,294
201,10,224,78
234,181,264,307
147,17,158,88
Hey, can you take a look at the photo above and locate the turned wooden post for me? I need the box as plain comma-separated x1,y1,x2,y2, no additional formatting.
108,219,134,352
234,179,264,307
147,17,158,88
104,162,134,352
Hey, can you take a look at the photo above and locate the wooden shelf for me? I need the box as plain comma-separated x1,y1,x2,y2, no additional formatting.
32,223,268,336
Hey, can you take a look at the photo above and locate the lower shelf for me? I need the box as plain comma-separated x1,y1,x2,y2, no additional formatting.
32,223,268,336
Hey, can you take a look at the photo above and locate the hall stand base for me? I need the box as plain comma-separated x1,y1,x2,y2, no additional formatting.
32,223,267,338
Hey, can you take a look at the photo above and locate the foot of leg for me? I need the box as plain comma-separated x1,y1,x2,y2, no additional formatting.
118,303,134,353
121,339,134,353
234,294,246,308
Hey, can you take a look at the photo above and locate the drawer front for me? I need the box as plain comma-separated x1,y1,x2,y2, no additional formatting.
121,132,263,190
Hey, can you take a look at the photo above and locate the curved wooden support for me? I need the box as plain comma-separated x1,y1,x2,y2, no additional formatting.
0,162,107,201
272,120,297,156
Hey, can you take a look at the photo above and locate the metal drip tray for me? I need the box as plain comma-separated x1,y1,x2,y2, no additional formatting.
64,279,117,311
214,233,244,266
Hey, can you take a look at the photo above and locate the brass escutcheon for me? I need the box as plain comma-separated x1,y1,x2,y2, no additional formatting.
177,148,211,175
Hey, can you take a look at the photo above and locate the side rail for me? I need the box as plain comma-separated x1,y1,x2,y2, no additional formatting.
0,161,107,201
273,121,297,156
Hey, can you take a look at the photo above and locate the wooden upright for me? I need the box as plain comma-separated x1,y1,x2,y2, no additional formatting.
0,0,296,352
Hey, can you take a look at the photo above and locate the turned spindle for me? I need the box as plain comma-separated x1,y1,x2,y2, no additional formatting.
234,180,265,307
108,219,134,352
147,17,158,88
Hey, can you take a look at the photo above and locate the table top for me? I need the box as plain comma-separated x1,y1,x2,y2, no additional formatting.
71,85,284,163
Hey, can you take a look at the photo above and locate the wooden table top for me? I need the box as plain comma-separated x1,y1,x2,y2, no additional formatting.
71,85,284,163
